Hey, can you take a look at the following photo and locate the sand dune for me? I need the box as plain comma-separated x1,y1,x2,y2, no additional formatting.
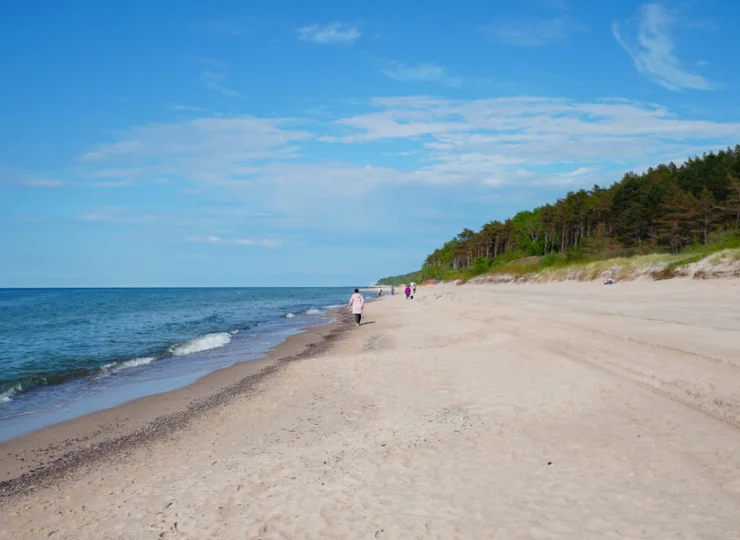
3,280,740,539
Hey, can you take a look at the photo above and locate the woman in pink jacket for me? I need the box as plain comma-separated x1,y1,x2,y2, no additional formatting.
348,289,365,326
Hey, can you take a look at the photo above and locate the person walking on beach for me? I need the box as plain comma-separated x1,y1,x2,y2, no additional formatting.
405,285,412,299
411,281,417,295
348,288,365,326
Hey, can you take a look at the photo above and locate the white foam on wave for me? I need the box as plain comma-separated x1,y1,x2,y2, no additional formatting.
304,308,321,315
101,356,156,375
170,332,232,356
0,383,23,403
285,313,296,319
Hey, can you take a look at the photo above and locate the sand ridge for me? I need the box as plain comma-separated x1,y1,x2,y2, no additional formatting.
2,281,740,538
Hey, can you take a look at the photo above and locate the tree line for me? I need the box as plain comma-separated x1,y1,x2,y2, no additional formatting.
379,146,740,284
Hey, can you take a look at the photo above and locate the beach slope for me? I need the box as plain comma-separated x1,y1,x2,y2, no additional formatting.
3,280,740,538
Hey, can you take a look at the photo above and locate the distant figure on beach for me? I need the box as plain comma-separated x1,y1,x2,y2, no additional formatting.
405,286,412,299
391,286,395,296
348,289,365,326
411,282,417,294
378,288,382,297
603,278,615,285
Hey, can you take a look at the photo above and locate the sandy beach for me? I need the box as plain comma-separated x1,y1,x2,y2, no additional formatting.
3,280,740,538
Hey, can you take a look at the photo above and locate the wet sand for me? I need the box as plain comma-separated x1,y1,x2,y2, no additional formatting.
2,280,740,538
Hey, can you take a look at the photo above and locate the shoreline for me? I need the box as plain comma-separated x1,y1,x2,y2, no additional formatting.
2,282,740,537
0,309,353,503
0,287,356,443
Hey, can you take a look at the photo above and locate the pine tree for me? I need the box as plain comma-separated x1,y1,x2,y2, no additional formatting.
696,188,721,244
393,145,740,281
655,190,700,253
722,173,740,227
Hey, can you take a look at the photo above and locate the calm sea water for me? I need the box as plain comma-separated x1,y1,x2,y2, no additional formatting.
0,287,354,442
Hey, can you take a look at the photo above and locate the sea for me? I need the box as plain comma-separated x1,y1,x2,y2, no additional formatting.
0,287,355,443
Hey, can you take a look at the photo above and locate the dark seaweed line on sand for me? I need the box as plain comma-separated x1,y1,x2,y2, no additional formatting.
0,312,352,504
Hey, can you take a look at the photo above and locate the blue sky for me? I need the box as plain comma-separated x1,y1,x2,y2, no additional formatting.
2,0,740,287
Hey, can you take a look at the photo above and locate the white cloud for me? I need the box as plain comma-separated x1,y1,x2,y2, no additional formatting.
23,179,65,187
81,207,155,224
484,16,583,47
167,103,208,113
317,96,740,190
0,166,64,187
381,61,463,87
200,70,242,97
63,95,740,248
613,4,713,91
87,180,132,188
298,23,361,45
187,236,282,248
78,97,740,201
526,166,602,186
562,167,599,177
332,96,740,145
80,116,310,179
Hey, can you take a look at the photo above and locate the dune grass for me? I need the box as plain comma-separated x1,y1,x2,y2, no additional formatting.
477,245,740,283
380,235,740,286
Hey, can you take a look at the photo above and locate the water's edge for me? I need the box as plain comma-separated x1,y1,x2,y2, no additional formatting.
0,309,344,443
0,309,353,502
0,288,355,441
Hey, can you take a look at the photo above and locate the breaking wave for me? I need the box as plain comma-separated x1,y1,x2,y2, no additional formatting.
100,356,156,375
170,332,232,356
0,383,23,403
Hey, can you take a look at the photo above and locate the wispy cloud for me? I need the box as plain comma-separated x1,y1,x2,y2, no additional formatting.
200,70,242,97
187,236,282,248
298,23,361,45
0,166,64,187
87,180,132,188
613,4,713,91
81,207,155,224
562,166,599,177
63,94,740,252
23,179,65,187
322,96,740,187
531,167,602,186
167,103,208,113
78,97,740,207
80,116,309,165
484,16,583,47
381,61,463,87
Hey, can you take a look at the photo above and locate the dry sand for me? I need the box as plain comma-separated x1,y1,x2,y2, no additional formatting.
2,280,740,539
